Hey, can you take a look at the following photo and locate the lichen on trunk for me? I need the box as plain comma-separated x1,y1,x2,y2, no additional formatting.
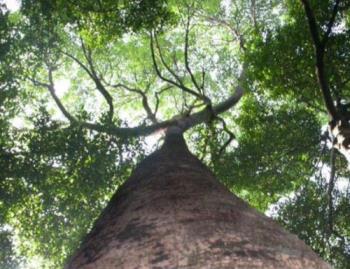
65,133,330,269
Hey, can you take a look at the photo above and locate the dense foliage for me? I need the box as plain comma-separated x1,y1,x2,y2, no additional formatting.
0,0,349,268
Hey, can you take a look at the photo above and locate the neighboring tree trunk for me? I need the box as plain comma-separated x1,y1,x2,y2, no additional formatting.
330,118,350,163
65,133,330,269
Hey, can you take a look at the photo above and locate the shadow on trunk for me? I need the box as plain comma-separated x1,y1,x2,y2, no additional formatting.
65,133,330,269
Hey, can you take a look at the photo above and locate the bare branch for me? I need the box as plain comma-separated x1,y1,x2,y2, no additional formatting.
150,32,204,100
322,0,341,47
154,85,173,115
49,73,242,139
112,83,158,124
184,15,203,95
216,116,236,157
35,80,243,139
80,40,115,121
202,15,246,50
47,70,77,123
29,69,77,123
61,46,114,121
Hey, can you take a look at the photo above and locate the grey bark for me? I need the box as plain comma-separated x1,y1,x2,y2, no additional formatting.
65,133,330,269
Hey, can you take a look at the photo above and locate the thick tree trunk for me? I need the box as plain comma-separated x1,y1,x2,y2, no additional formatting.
65,133,330,269
330,118,350,163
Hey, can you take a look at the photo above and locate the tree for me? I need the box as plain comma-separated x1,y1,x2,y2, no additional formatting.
65,130,329,269
0,0,348,268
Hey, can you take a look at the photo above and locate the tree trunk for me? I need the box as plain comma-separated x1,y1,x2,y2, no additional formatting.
65,133,330,269
330,118,350,163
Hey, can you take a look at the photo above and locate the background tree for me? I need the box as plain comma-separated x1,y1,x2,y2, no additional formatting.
0,0,349,268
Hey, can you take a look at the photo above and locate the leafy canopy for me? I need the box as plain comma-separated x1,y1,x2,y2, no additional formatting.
0,0,349,268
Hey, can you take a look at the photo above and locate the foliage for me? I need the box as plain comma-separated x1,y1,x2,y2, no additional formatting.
0,0,349,268
1,106,145,267
216,94,321,210
276,169,350,268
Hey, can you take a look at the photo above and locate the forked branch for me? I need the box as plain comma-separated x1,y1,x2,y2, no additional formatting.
61,45,114,121
30,68,77,123
112,83,158,124
300,0,340,119
150,32,204,101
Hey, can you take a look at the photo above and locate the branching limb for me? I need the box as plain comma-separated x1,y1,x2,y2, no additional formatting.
184,14,203,96
30,69,77,123
178,83,244,133
61,46,114,121
112,83,158,124
322,0,341,47
216,116,236,157
80,39,114,120
154,85,173,116
30,39,244,140
300,0,339,119
33,76,243,138
150,32,204,101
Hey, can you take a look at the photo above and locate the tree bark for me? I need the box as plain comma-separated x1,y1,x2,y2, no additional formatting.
65,133,330,269
330,118,350,164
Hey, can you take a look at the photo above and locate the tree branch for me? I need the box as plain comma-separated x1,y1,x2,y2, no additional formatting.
150,32,204,100
180,83,244,133
61,47,114,121
36,78,243,139
184,15,203,95
322,0,341,47
300,0,339,119
32,69,77,123
112,83,158,124
80,39,114,120
216,116,236,157
202,15,246,51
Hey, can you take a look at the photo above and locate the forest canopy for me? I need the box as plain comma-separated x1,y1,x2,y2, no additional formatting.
0,0,349,268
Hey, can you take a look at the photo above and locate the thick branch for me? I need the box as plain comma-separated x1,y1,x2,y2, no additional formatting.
301,0,339,119
69,83,243,138
37,76,243,139
301,0,322,47
180,84,244,132
216,116,236,157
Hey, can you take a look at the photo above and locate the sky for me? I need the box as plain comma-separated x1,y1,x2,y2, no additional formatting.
3,0,20,11
3,1,349,267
